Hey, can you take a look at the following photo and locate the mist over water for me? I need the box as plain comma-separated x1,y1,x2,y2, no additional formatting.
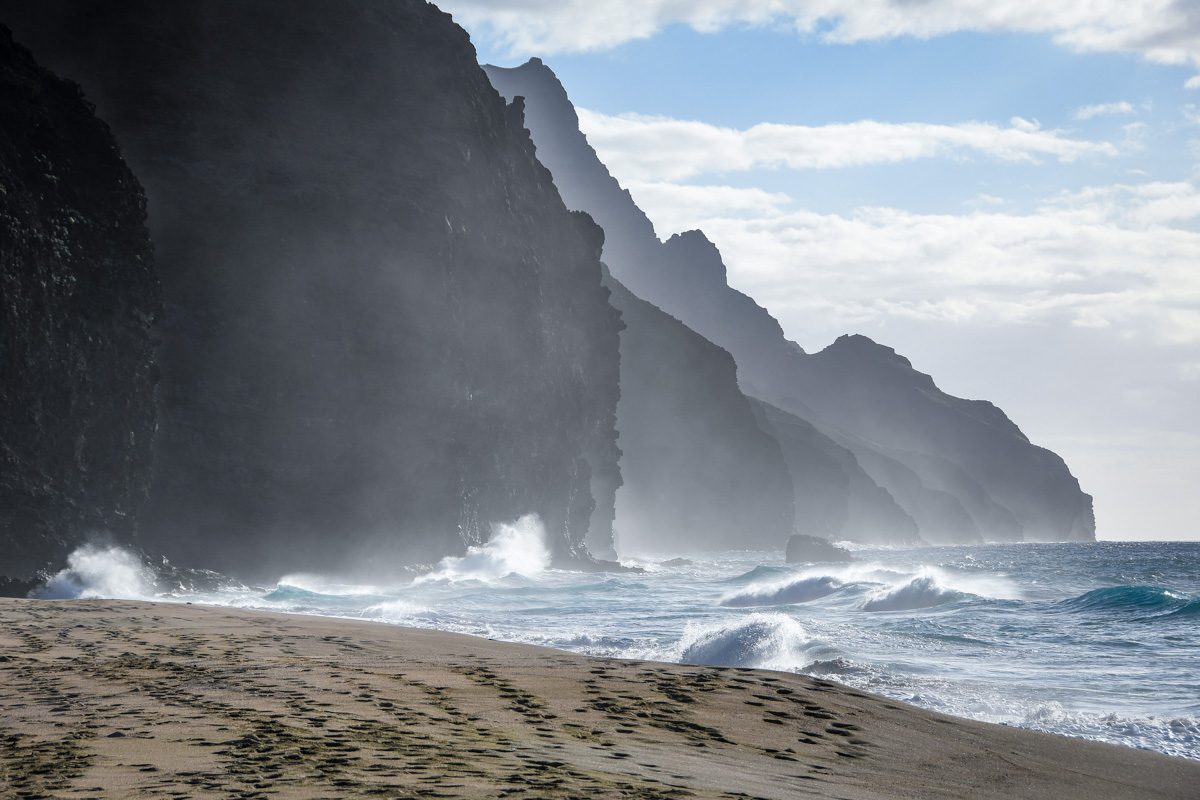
39,540,1200,760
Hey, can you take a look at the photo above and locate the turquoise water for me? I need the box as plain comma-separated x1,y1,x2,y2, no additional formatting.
49,538,1200,759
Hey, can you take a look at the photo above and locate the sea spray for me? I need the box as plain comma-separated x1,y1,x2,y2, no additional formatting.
415,514,549,583
36,544,155,600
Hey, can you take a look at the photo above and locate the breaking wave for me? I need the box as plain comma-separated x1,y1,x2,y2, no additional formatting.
415,514,549,583
860,575,971,612
35,544,155,600
719,575,843,607
676,613,815,670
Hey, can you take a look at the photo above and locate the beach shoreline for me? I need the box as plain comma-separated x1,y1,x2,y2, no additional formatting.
1,598,1195,799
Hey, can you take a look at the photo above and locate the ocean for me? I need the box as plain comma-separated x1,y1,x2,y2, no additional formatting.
43,524,1200,761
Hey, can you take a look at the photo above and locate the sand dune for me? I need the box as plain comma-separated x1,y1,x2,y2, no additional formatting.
0,599,1194,799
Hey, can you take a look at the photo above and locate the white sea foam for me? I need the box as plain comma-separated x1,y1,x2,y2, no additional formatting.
36,544,155,600
414,514,549,583
1017,704,1200,760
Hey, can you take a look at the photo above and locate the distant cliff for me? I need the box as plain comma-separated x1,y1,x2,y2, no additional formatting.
604,272,794,554
485,57,1095,544
749,400,919,545
0,27,160,591
2,1,623,578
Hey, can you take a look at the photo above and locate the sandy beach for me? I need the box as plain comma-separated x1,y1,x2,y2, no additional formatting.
0,599,1195,799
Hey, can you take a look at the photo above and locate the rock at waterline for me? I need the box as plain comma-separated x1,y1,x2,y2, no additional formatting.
785,535,854,564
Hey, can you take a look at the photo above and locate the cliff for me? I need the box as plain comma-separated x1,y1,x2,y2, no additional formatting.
0,26,160,591
749,400,919,544
2,2,623,578
604,272,794,554
788,335,1093,541
485,57,1095,544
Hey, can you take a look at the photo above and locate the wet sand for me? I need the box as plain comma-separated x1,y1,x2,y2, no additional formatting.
0,598,1195,799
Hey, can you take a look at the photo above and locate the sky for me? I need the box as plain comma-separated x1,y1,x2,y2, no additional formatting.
442,1,1200,541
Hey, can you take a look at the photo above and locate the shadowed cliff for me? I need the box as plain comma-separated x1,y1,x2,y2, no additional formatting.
2,2,623,579
0,27,160,592
604,271,794,554
485,57,1095,544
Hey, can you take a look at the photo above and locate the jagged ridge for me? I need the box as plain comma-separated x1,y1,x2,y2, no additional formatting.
485,57,1095,544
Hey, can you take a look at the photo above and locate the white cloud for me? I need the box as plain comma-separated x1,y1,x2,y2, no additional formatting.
1186,75,1200,89
1075,101,1136,120
443,0,1200,72
620,178,1200,347
576,108,1116,182
623,182,791,231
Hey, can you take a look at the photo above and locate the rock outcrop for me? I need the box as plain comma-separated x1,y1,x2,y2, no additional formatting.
0,26,160,590
604,272,794,554
3,2,623,578
785,535,854,564
485,57,1095,544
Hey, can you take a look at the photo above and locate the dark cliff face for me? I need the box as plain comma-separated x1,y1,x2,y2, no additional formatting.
0,27,160,589
604,272,794,554
3,2,623,577
485,57,1095,545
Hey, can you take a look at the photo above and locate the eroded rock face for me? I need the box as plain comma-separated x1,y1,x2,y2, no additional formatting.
604,272,794,554
3,2,622,577
0,26,160,589
485,57,1095,544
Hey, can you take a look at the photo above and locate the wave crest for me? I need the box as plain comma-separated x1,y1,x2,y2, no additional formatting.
719,575,843,608
677,613,813,670
726,564,795,585
1059,585,1196,618
861,575,968,612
